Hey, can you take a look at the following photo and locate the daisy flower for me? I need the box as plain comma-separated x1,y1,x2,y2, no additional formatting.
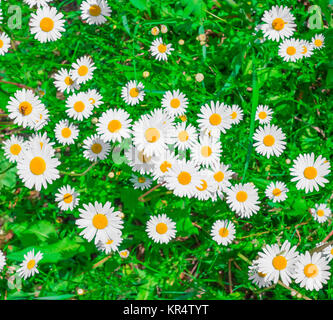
0,32,11,56
96,108,132,143
96,236,123,254
150,37,174,61
151,150,177,182
257,240,299,286
86,89,103,108
311,34,325,50
226,183,260,218
54,120,79,145
227,104,244,125
164,159,201,198
253,124,286,158
169,122,198,151
55,185,80,211
278,38,303,62
80,0,111,25
197,101,232,137
323,245,333,262
7,89,45,129
265,181,289,203
53,68,80,94
76,201,124,245
248,260,273,288
146,214,176,244
27,132,55,154
310,203,331,224
65,92,93,121
211,219,236,246
71,56,96,84
255,105,273,125
190,135,222,167
290,153,330,193
261,5,296,42
209,162,234,193
293,251,331,291
83,134,111,162
130,174,152,190
16,143,60,191
33,106,49,131
17,249,43,280
0,250,6,272
300,40,314,58
161,89,188,117
160,25,168,34
119,249,129,258
29,6,65,43
2,135,27,163
125,144,155,175
194,170,215,201
24,0,53,8
121,80,145,106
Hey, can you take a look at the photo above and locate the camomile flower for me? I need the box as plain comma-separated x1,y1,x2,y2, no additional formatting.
54,120,79,145
197,101,232,138
323,245,333,262
149,37,174,61
130,174,152,190
0,32,11,56
146,214,176,244
33,106,49,131
261,5,296,42
161,89,188,117
169,122,198,151
86,89,103,108
151,150,177,182
80,0,111,25
27,132,55,153
7,89,45,129
248,260,273,288
119,249,129,258
310,203,331,224
160,25,168,34
16,143,60,191
190,135,222,167
253,124,286,158
300,40,314,58
97,108,132,143
290,153,330,193
96,235,123,254
71,56,96,84
24,0,53,8
265,181,289,203
293,251,331,291
0,250,6,272
151,26,160,36
257,240,299,286
55,185,80,211
29,6,65,43
226,183,260,218
311,34,325,50
227,104,243,125
255,105,273,125
65,92,93,121
211,219,235,246
17,249,43,280
278,38,303,62
53,68,80,94
76,201,124,245
121,80,145,106
83,134,111,162
2,135,27,163
164,159,201,198
209,162,234,193
125,144,155,175
194,169,215,201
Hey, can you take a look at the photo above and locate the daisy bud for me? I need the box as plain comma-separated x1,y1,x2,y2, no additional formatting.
195,73,204,82
198,33,206,41
77,288,85,295
151,26,159,36
160,24,168,33
143,71,150,78
91,117,98,124
108,171,115,179
178,39,184,45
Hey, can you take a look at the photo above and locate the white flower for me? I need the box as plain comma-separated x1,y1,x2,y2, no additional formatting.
265,181,289,203
248,260,273,288
17,249,43,280
83,134,111,162
209,162,234,193
0,32,11,56
27,132,55,154
255,105,273,125
65,92,93,121
211,219,235,246
119,249,129,258
125,144,156,175
2,135,27,163
55,185,80,211
71,56,96,84
300,40,314,58
193,169,216,201
121,80,145,106
169,122,198,151
54,119,79,145
24,0,52,8
96,236,123,254
227,104,244,125
310,203,331,223
161,89,188,117
53,68,80,94
146,214,176,244
80,0,111,25
86,89,103,108
311,34,325,50
149,37,174,61
322,245,333,262
151,150,177,182
278,38,303,62
130,174,152,190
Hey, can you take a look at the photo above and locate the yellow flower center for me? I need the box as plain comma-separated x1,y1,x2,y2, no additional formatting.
330,248,333,255
92,214,108,229
178,130,189,142
214,171,224,182
156,222,168,234
201,146,212,157
317,209,325,217
303,263,319,278
286,46,296,56
303,166,317,180
64,76,73,86
272,255,287,270
236,191,248,202
263,134,275,147
29,157,46,175
40,17,54,32
145,128,160,143
209,113,222,125
177,171,191,185
170,98,181,109
138,177,146,183
196,179,208,191
10,144,21,155
63,193,73,204
27,259,36,270
258,272,266,278
89,5,101,16
160,161,172,173
231,111,237,119
106,239,114,245
89,97,96,104
91,143,102,154
272,17,285,31
129,87,139,98
314,39,322,47
0,40,3,49
219,227,229,238
19,101,32,116
78,65,88,77
120,251,128,257
74,101,85,112
158,44,167,53
258,111,267,119
179,115,187,122
61,127,72,138
107,119,122,133
272,188,282,197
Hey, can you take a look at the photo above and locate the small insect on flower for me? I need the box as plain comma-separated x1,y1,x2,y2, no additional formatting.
161,89,189,117
119,249,130,258
17,249,43,280
80,0,111,25
278,38,303,62
65,92,93,121
149,37,174,61
265,181,289,203
146,214,176,244
255,105,273,125
55,185,80,211
121,80,145,106
0,32,11,56
71,56,96,84
29,6,66,43
2,135,27,163
211,220,236,246
53,68,80,94
310,204,331,224
130,174,152,190
54,119,79,145
0,250,6,272
311,34,325,50
83,134,111,162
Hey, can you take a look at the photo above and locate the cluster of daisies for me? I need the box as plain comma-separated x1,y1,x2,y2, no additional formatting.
258,5,325,62
248,240,333,292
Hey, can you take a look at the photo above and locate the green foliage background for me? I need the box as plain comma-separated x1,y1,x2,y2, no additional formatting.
0,0,332,300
